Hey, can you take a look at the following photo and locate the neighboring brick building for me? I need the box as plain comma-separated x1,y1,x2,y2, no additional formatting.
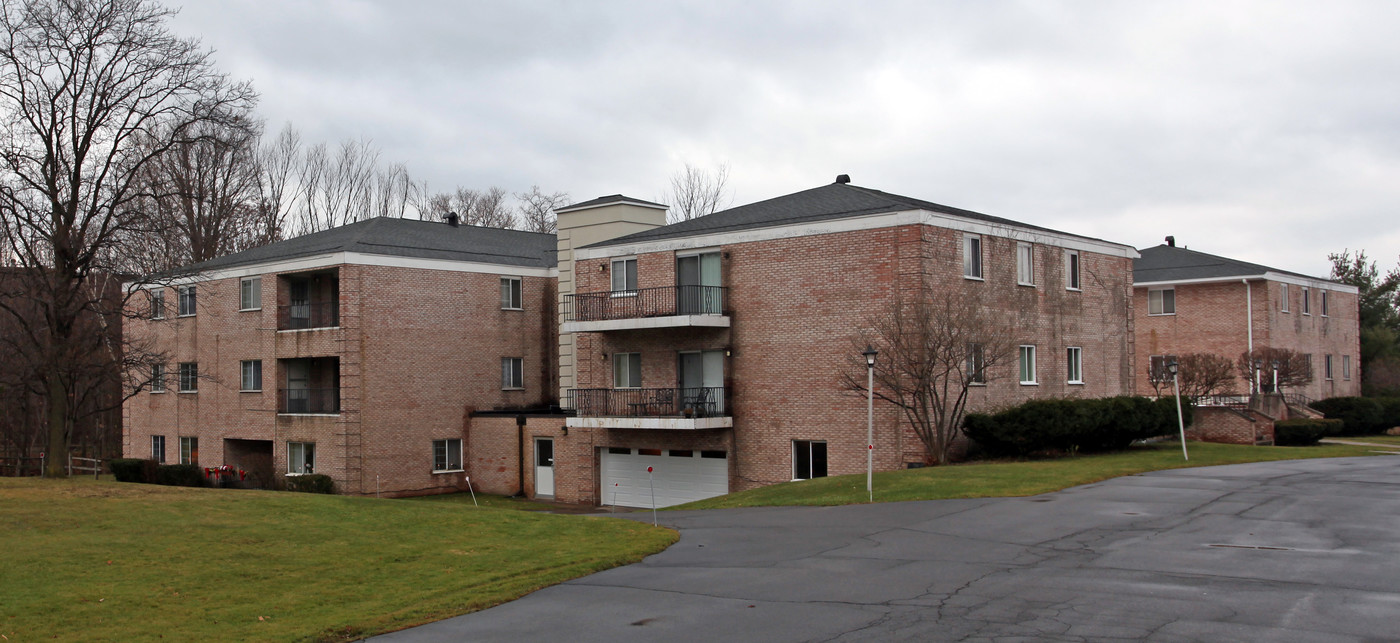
122,217,557,496
1133,241,1361,401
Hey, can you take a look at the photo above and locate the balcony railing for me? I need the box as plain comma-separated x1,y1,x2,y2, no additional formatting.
565,387,727,418
278,388,340,414
278,302,339,330
564,285,727,322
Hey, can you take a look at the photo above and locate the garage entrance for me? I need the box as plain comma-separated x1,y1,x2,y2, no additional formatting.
600,447,728,508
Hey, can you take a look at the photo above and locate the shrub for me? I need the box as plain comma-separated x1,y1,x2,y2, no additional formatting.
1312,397,1384,434
963,396,1175,457
285,474,334,494
1274,418,1343,446
1378,397,1400,432
109,458,156,484
155,464,206,487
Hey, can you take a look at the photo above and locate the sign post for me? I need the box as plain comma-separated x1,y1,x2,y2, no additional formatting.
647,466,656,526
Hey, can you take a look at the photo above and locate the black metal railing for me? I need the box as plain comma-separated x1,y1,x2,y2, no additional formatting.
278,302,339,330
564,285,727,322
1195,394,1250,408
1283,393,1316,409
278,388,340,414
564,387,727,418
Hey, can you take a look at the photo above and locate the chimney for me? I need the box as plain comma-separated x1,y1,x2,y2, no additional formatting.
444,212,460,227
1165,235,1175,247
835,174,851,184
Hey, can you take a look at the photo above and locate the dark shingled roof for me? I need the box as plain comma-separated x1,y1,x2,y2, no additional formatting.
583,182,1123,248
175,217,556,274
1134,245,1331,284
557,194,667,213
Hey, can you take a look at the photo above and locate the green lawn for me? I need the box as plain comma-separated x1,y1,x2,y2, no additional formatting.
674,441,1396,510
403,490,556,511
0,479,676,642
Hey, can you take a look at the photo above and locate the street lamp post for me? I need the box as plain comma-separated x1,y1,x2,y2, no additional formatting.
863,345,878,503
1168,361,1189,461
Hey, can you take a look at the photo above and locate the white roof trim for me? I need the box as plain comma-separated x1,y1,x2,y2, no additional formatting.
125,250,553,290
556,198,668,214
574,209,1139,260
1134,272,1357,293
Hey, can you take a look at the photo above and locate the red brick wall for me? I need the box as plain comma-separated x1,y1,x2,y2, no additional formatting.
1189,407,1274,445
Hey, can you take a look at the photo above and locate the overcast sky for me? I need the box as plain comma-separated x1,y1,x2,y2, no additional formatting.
168,1,1400,278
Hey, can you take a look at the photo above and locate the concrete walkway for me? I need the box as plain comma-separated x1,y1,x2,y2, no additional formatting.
374,456,1400,642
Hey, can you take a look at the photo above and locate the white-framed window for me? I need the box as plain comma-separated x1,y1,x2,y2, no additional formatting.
239,277,261,311
150,363,165,393
1149,354,1178,382
1301,286,1310,315
177,285,196,317
1321,290,1329,317
433,438,463,473
1325,354,1334,380
500,276,523,310
151,435,166,463
966,343,986,385
1343,355,1352,380
1148,288,1176,315
1067,347,1083,384
963,234,983,280
792,440,827,480
1019,345,1037,385
150,289,165,319
178,362,198,393
501,357,524,390
1304,353,1313,374
240,360,262,392
613,352,642,388
179,436,198,465
1064,249,1080,290
611,258,638,293
1280,283,1290,313
1016,242,1035,286
288,441,315,474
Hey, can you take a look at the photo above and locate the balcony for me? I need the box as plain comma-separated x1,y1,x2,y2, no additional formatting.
564,387,732,430
562,285,729,333
277,387,340,415
278,302,339,331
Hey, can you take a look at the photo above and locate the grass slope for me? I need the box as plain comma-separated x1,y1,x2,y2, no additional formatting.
675,441,1393,510
0,479,675,642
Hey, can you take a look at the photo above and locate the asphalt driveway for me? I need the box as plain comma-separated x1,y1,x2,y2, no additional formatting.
374,456,1400,642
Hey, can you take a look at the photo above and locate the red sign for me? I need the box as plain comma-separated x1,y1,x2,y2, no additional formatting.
647,466,653,473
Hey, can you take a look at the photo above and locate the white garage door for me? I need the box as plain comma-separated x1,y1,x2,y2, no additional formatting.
600,447,728,508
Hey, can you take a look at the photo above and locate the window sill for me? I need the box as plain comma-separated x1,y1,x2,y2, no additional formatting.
151,316,165,321
285,472,316,477
177,314,196,318
1017,282,1036,288
239,307,261,312
432,469,465,474
1147,313,1176,317
968,382,987,387
177,391,198,395
240,389,262,393
277,326,341,333
963,275,984,282
150,390,166,395
501,307,523,311
1019,382,1039,386
1065,287,1081,292
502,387,525,391
1068,381,1085,386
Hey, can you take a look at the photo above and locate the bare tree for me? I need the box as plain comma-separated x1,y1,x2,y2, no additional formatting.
0,0,252,476
296,138,381,234
1146,353,1236,399
1237,347,1314,394
422,186,517,229
515,185,569,233
666,162,731,223
841,290,1018,465
254,123,303,243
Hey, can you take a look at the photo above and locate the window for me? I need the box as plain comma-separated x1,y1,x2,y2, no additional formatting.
1343,355,1352,380
177,285,196,316
966,343,986,385
150,435,166,463
150,364,166,393
1148,288,1176,315
793,440,827,480
1064,250,1080,290
288,442,315,474
1325,354,1334,380
500,276,523,310
1067,347,1083,384
433,439,463,472
613,353,641,388
611,258,638,292
150,289,165,319
178,362,198,393
1280,283,1290,313
1019,345,1037,384
239,277,261,311
1301,286,1310,315
963,235,983,280
1016,243,1035,286
501,357,523,389
1321,290,1329,317
1149,355,1178,382
1304,354,1313,375
240,360,262,392
179,436,198,465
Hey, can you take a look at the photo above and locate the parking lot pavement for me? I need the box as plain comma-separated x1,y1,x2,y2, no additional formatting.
373,456,1400,642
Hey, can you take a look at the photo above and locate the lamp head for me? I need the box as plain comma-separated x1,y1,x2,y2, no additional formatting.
862,345,878,367
1167,361,1179,376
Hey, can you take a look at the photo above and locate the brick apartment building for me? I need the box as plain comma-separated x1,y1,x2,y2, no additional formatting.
1133,240,1361,401
122,217,556,495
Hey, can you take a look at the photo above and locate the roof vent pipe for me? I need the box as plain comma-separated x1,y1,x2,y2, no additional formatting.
835,174,851,184
444,211,460,227
1165,235,1175,247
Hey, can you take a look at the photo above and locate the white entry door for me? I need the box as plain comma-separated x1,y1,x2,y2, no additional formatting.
600,447,728,508
534,438,554,498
